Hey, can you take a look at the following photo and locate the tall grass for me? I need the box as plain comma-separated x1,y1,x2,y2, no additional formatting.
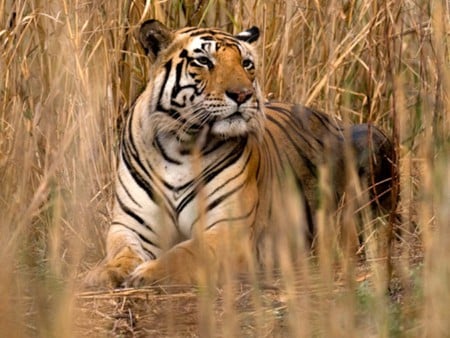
0,0,448,337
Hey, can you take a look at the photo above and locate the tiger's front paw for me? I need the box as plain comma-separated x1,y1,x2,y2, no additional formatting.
125,260,168,287
125,257,196,287
84,264,128,289
83,246,144,289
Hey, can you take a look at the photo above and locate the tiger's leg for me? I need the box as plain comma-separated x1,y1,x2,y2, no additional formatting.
84,225,149,288
350,124,398,289
126,224,253,286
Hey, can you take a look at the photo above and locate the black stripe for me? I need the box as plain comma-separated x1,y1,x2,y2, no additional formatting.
189,30,221,37
118,173,143,208
175,138,247,214
207,150,253,197
204,202,257,230
270,103,343,135
181,27,201,34
154,135,182,165
188,31,243,48
122,112,177,221
179,49,188,58
122,119,179,228
267,107,319,148
121,139,156,202
285,156,316,243
171,60,184,99
115,194,155,235
111,221,157,259
157,60,172,107
155,102,187,125
124,109,139,156
263,127,285,176
201,141,247,185
260,128,284,222
266,114,317,177
309,108,343,134
206,180,246,212
202,139,227,156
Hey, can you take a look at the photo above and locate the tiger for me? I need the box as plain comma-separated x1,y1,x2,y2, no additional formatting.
85,20,396,288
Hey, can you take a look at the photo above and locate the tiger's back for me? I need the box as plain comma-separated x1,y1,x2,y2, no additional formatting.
85,20,396,288
256,102,394,251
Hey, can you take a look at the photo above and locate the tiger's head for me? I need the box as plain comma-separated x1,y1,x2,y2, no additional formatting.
137,20,265,142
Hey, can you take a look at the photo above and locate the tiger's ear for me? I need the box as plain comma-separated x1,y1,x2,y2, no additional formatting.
235,26,260,44
139,20,174,59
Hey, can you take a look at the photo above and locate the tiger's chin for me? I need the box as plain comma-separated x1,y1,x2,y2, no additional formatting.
211,114,262,139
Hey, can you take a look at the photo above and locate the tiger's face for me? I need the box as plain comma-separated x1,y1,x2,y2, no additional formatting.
138,20,265,142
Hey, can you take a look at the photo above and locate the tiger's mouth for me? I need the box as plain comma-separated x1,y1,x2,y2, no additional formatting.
209,111,252,138
225,112,244,121
209,110,244,121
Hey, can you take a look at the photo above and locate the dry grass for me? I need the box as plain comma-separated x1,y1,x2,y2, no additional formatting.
0,0,448,337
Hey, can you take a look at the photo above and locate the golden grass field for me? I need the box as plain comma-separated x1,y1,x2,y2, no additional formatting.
1,0,449,337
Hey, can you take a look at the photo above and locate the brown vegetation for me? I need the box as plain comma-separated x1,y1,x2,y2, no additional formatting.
0,0,448,337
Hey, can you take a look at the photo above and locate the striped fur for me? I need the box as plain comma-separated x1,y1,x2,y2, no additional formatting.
85,20,395,287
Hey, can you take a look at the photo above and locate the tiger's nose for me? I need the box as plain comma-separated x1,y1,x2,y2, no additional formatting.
225,88,253,105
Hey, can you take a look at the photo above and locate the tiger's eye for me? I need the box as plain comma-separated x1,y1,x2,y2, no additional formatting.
242,59,254,69
196,56,212,68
